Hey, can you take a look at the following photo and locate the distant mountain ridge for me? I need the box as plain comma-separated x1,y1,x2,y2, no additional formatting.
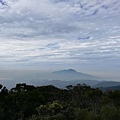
100,85,120,92
1,69,120,90
93,81,120,88
52,69,98,80
53,69,78,74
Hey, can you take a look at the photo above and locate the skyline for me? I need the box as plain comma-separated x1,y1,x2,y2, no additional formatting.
0,0,120,80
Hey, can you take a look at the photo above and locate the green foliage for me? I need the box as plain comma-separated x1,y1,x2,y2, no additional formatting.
28,115,40,120
0,84,2,89
0,83,120,120
75,108,101,120
102,106,120,120
49,100,63,115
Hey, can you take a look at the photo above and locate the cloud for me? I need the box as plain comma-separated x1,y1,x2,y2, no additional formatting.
0,0,119,39
0,0,120,74
0,35,120,67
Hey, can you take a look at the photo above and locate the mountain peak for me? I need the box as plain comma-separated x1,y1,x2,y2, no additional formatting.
52,69,98,80
53,69,77,74
67,69,77,72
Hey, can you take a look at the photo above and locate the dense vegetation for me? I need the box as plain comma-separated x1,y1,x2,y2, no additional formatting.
0,83,120,120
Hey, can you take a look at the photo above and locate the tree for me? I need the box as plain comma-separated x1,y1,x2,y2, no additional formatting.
102,106,120,120
0,84,2,89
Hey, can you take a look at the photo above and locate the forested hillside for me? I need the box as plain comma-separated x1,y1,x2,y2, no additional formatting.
0,83,120,120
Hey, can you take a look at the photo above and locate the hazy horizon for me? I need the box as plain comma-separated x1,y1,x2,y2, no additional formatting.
0,68,119,81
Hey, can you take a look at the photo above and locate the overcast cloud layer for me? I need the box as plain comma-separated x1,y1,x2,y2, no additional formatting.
0,0,120,79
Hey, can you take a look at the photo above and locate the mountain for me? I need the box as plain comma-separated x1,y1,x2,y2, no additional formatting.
2,69,120,90
53,69,78,74
93,81,120,88
27,79,99,89
52,69,98,80
0,69,99,89
100,85,120,92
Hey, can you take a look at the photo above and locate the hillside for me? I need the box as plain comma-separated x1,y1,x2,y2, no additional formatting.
93,81,120,88
51,69,98,80
0,83,120,120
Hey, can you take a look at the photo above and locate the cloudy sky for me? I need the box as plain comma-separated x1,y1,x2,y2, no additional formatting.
0,0,120,80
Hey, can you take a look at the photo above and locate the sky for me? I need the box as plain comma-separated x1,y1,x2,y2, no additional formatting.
0,0,120,80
